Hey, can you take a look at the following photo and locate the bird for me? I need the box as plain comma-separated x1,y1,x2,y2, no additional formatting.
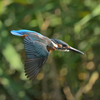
11,30,84,80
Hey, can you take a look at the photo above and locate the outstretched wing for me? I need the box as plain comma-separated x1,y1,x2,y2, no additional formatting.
24,37,49,80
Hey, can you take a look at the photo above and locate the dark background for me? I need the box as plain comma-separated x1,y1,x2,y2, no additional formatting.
0,0,100,100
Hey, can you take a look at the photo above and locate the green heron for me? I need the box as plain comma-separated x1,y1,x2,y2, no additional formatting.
11,30,84,80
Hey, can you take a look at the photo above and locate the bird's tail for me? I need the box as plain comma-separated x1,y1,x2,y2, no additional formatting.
51,39,84,54
11,30,24,36
10,30,34,37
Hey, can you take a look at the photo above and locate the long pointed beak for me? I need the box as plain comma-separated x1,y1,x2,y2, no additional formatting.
68,46,84,54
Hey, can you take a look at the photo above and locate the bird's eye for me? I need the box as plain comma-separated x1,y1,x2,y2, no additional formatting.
63,45,66,47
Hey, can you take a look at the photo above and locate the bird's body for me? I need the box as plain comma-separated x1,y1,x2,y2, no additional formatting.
11,30,84,80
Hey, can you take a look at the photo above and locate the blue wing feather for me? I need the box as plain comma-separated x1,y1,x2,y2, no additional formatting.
24,37,49,80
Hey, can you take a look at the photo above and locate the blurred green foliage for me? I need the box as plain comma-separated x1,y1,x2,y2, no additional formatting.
0,0,100,100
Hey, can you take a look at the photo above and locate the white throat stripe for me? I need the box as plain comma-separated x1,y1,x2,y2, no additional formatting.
51,41,58,48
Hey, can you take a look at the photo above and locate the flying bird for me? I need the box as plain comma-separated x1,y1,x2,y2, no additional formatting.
11,30,84,80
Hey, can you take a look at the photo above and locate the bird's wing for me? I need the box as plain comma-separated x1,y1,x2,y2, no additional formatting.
24,37,49,80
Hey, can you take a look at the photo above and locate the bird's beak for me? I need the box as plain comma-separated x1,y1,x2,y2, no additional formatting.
68,46,84,54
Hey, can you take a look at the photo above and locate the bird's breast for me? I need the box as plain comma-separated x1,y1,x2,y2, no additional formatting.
47,46,56,53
